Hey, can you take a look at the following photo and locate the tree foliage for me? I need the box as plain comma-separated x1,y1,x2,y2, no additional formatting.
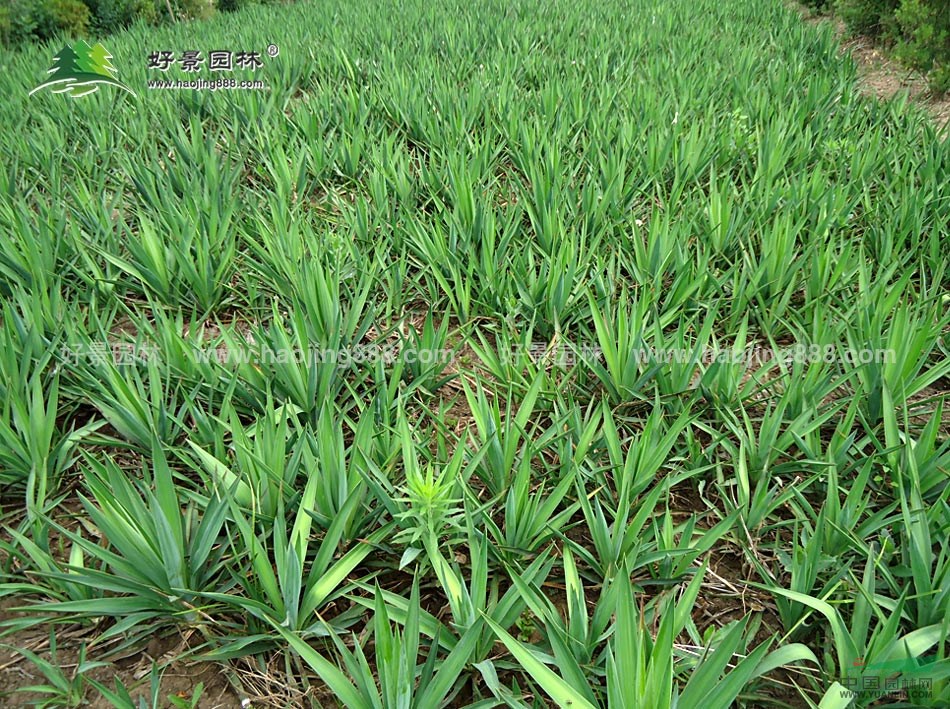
807,0,950,93
1,0,291,45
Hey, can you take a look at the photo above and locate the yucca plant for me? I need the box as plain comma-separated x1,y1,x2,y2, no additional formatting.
202,474,393,649
886,470,950,630
0,306,97,505
762,562,950,706
349,532,557,666
707,394,836,486
846,285,950,425
0,0,949,702
485,563,817,708
770,516,846,636
65,351,192,450
277,580,486,708
4,634,109,709
467,324,559,396
220,306,354,418
186,399,311,520
595,405,694,502
462,373,556,496
0,201,65,299
708,440,814,533
570,477,666,584
586,289,657,403
507,241,589,337
396,312,456,394
86,662,180,709
481,450,578,557
0,521,98,609
13,445,231,641
98,215,236,312
875,387,950,500
0,373,99,516
404,218,478,323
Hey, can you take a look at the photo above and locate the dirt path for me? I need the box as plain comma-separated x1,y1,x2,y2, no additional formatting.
793,4,950,132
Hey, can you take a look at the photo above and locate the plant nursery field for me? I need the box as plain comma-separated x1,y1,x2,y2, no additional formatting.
0,0,948,706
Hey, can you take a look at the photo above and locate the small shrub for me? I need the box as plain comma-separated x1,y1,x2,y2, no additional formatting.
2,1,39,44
178,0,214,20
894,0,950,90
802,0,833,12
33,0,91,39
836,0,949,93
0,7,9,45
84,0,157,32
835,0,900,37
929,65,950,93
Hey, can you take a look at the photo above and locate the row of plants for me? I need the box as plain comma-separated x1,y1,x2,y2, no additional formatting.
0,0,947,705
1,294,948,706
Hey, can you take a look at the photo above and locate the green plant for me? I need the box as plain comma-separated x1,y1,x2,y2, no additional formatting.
202,481,393,645
86,662,165,709
0,7,10,45
5,636,109,708
14,446,231,643
33,0,91,39
836,0,901,37
279,581,484,708
484,565,817,708
84,0,157,32
763,577,950,707
397,313,456,394
0,0,948,704
895,0,950,91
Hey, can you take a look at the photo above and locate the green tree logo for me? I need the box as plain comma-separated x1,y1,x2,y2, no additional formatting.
30,41,136,99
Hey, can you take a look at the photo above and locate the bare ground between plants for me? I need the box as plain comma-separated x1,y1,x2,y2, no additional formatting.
0,604,242,708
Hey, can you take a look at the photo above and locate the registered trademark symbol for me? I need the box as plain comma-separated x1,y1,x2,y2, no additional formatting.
267,44,279,58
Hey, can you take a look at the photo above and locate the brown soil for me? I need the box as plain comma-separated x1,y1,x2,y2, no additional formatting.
0,614,243,708
844,35,950,131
